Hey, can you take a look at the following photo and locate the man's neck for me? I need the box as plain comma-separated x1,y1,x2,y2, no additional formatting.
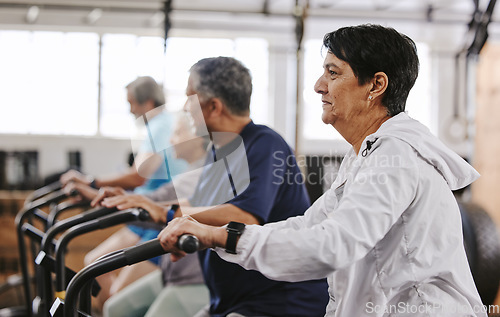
220,115,252,134
210,115,251,148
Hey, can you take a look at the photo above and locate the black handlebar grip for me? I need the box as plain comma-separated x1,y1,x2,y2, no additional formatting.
178,234,199,254
137,208,151,221
122,235,199,265
123,238,165,265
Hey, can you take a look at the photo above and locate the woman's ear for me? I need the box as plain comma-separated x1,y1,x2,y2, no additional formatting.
370,72,389,99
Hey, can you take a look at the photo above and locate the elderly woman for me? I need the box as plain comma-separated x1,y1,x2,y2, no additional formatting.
159,24,485,316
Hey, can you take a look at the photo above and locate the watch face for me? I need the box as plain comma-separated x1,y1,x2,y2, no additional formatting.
227,221,246,233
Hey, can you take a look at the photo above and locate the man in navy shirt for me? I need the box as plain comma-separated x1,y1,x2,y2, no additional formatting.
102,56,328,316
189,120,325,317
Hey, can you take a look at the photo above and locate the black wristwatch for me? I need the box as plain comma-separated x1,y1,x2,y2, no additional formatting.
225,221,246,254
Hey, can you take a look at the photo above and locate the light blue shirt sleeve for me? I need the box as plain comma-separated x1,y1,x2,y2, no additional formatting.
134,111,188,193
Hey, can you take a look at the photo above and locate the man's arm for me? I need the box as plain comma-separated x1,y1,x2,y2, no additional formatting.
101,193,259,226
179,204,261,226
63,182,99,201
60,152,163,191
93,168,146,190
59,166,146,190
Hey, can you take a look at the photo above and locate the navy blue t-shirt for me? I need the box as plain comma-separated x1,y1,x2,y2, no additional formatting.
190,121,328,317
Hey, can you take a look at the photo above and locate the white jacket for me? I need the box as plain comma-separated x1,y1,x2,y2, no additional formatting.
217,113,486,316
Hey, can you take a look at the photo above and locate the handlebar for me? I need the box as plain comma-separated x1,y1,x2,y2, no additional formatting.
54,208,151,294
58,235,198,317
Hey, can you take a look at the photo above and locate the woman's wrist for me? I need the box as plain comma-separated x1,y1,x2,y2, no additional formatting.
213,226,228,249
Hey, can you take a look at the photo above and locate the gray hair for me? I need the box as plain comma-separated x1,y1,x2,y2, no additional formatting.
189,57,252,116
126,76,165,108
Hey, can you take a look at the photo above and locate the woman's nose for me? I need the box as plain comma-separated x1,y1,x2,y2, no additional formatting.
314,76,326,95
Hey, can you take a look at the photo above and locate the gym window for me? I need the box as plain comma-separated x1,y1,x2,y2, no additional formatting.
0,30,269,137
0,30,100,135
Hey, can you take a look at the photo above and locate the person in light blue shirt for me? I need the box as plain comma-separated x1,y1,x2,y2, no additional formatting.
61,76,187,311
134,110,188,194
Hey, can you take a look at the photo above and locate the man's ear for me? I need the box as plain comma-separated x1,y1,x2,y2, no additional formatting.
206,97,224,118
143,98,156,111
370,72,389,99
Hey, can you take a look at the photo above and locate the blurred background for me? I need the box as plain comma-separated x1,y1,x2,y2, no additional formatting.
2,0,500,311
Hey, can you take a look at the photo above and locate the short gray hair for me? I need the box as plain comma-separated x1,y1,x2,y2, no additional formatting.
126,76,165,108
189,57,252,116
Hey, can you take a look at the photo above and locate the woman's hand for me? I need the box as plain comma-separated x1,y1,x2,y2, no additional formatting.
91,186,127,207
157,216,227,262
101,194,167,223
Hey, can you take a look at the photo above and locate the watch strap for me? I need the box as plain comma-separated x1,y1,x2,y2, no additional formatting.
225,221,245,254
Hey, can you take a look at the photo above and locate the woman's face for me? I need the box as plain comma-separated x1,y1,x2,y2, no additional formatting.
314,52,372,131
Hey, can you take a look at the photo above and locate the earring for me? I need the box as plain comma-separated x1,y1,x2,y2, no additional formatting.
368,95,373,100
